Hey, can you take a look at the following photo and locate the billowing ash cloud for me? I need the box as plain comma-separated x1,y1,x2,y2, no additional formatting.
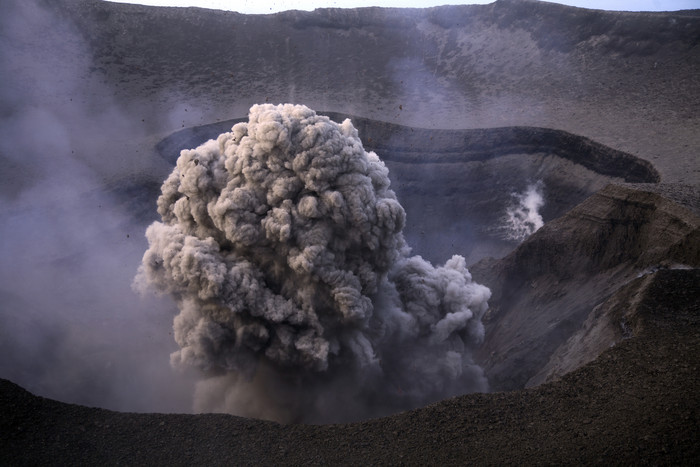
501,181,545,242
135,104,490,423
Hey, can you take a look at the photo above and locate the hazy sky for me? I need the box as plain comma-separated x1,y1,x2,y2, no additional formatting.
104,0,700,15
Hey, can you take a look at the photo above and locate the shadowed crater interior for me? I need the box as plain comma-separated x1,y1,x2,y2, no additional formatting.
157,113,660,265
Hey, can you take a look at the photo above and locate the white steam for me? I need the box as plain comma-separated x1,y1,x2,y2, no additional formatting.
135,104,490,423
501,181,545,242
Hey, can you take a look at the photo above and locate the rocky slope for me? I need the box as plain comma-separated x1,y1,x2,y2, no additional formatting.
472,184,700,391
50,0,700,183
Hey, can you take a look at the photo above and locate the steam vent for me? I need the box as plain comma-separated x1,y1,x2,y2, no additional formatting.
1,0,699,464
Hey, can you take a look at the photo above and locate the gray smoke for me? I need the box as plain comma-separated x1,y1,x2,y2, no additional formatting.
135,104,490,423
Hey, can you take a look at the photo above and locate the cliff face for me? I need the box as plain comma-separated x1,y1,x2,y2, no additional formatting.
57,0,699,105
40,0,700,183
155,116,660,265
472,184,700,391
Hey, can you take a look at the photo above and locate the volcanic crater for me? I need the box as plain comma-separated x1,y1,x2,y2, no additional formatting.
1,0,699,464
158,115,660,265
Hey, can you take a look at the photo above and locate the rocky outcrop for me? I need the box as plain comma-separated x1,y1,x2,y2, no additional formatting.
472,184,700,391
526,271,653,388
159,116,660,182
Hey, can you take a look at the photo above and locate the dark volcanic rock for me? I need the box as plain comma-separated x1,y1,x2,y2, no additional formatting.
472,184,700,391
158,115,661,185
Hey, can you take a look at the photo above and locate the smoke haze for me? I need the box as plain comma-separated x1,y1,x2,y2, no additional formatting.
135,104,491,423
0,0,196,412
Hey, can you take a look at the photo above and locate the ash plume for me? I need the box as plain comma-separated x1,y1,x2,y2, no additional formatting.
135,104,490,423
